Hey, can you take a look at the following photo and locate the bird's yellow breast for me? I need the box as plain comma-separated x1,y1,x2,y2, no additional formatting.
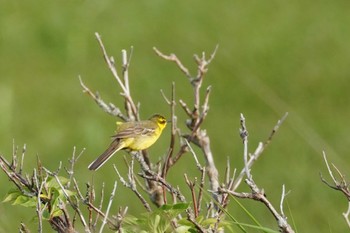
125,128,162,150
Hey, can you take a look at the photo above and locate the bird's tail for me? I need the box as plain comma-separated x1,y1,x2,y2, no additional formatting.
88,139,124,171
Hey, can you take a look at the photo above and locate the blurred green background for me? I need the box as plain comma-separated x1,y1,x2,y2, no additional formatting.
1,0,350,232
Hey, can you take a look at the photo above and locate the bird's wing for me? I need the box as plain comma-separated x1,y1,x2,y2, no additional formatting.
112,125,156,139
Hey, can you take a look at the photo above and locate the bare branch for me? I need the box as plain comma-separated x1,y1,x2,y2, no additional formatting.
239,113,250,179
232,112,288,191
344,202,350,228
19,143,26,174
197,167,206,214
114,163,152,212
19,222,31,233
264,112,289,147
66,147,85,189
121,47,136,119
218,113,294,232
162,82,177,178
187,214,206,233
33,168,48,233
279,184,291,218
184,174,198,217
321,152,350,228
95,32,128,94
99,181,117,233
153,47,191,79
155,47,221,216
179,99,192,118
321,152,350,198
185,139,202,171
220,181,295,233
78,76,127,120
57,199,74,232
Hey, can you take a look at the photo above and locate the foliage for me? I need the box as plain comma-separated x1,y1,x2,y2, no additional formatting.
3,176,75,220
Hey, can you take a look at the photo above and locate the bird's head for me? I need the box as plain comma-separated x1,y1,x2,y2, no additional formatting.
150,114,167,130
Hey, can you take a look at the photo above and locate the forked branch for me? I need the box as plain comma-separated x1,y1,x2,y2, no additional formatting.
321,152,350,228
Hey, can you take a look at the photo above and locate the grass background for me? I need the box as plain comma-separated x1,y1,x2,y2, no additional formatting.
1,0,350,232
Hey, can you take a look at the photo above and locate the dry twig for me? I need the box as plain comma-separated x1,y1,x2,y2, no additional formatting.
218,113,294,233
114,163,152,212
154,46,221,213
321,152,350,228
231,112,288,191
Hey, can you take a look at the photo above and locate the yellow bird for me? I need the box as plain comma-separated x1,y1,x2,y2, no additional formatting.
88,114,167,171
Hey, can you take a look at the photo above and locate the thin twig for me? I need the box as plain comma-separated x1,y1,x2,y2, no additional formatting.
343,202,350,228
95,32,138,119
57,199,74,231
34,169,48,233
264,112,289,147
220,183,295,233
78,76,127,120
279,184,290,218
121,47,137,120
155,46,220,215
185,139,202,171
114,164,152,212
162,82,177,178
153,47,191,79
239,113,250,179
184,174,198,217
95,33,127,94
321,152,350,228
322,151,337,184
44,167,90,232
197,166,206,215
19,144,26,174
187,214,206,233
179,99,192,117
66,147,85,189
99,181,118,233
136,156,187,204
232,112,288,191
19,222,31,233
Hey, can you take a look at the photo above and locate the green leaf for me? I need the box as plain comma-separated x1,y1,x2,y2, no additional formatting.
153,214,161,229
57,188,76,199
160,202,189,211
51,208,63,218
177,218,193,227
50,188,62,216
42,209,51,220
175,225,193,233
189,229,198,233
13,195,37,207
200,217,218,227
158,202,190,220
159,204,173,211
46,176,70,189
195,215,204,223
3,189,21,203
172,203,190,210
